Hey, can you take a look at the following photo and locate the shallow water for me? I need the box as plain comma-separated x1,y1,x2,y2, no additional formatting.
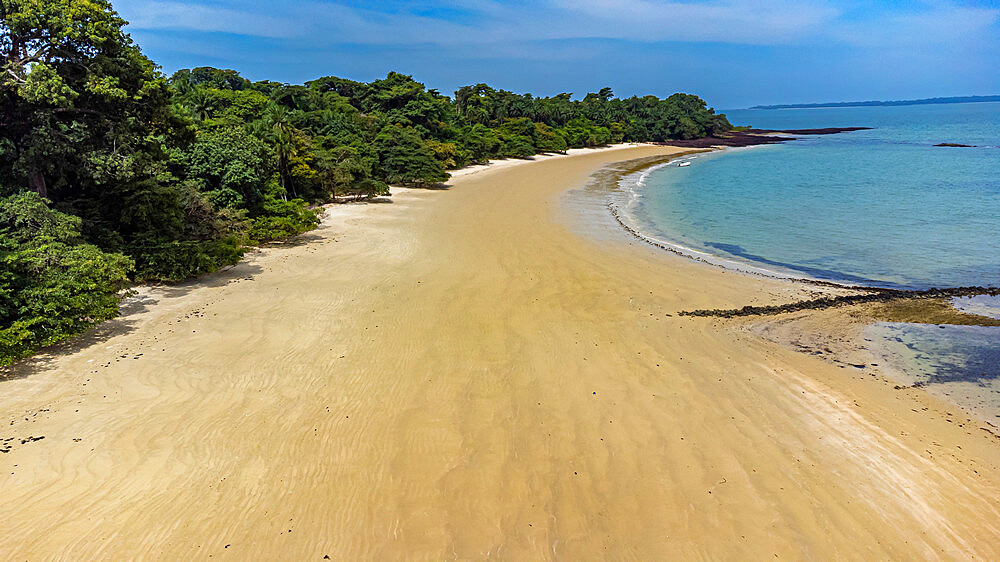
952,294,1000,320
865,322,1000,421
630,102,1000,289
618,102,1000,421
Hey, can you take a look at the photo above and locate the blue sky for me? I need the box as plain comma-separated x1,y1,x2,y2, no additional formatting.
114,0,1000,109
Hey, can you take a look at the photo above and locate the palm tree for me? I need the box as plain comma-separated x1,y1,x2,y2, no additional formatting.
259,104,297,199
187,90,216,122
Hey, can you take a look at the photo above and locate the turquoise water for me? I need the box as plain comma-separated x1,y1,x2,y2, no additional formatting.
631,102,1000,289
621,102,1000,419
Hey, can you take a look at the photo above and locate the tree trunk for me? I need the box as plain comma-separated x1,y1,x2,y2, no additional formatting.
278,157,288,201
28,171,47,198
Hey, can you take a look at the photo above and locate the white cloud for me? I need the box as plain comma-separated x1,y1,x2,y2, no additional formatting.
114,0,1000,51
115,0,300,38
830,4,1000,47
549,0,841,44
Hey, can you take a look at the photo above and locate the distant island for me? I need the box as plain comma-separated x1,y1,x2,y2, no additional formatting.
749,95,1000,110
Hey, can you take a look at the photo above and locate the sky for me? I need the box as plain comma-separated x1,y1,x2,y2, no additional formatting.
113,0,1000,109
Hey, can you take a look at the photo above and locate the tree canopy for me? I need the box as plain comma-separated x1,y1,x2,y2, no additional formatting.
0,0,733,364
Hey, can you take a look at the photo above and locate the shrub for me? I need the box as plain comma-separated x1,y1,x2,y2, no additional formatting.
0,192,134,365
129,238,245,283
246,197,321,243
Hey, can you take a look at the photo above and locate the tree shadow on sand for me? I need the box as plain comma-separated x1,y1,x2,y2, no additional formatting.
403,182,452,191
149,261,264,299
0,295,152,382
1,261,265,382
330,195,395,204
257,233,327,250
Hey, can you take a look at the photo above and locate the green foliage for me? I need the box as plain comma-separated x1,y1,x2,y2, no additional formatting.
0,192,133,365
171,68,730,195
501,135,536,159
352,179,390,199
458,124,502,164
129,238,244,283
426,140,465,169
708,113,734,136
561,117,611,148
171,67,251,91
1,0,185,198
18,62,77,106
246,197,321,243
364,72,450,136
0,0,735,364
534,123,568,153
311,145,374,199
174,126,272,209
194,88,271,122
374,124,449,185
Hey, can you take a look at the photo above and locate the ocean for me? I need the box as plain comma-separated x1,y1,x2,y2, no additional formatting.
618,101,1000,419
631,102,1000,289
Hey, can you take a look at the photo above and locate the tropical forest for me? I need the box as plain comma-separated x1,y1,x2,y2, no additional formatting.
0,0,732,365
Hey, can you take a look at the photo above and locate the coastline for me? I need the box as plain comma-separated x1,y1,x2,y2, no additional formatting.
2,145,999,558
601,146,998,294
603,147,845,284
591,147,1000,424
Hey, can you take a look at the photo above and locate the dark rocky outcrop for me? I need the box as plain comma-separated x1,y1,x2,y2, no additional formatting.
658,127,871,149
746,127,873,135
679,286,1000,318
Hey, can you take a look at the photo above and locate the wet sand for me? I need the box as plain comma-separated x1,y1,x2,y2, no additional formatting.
2,145,1000,559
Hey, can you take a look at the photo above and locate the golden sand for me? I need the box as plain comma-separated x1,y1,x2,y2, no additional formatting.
2,145,999,559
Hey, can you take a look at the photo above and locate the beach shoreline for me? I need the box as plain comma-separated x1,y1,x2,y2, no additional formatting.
588,146,1000,426
2,145,999,558
599,147,859,285
599,147,1000,295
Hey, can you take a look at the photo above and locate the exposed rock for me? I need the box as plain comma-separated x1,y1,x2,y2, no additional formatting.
658,127,872,149
680,286,1000,319
746,127,873,135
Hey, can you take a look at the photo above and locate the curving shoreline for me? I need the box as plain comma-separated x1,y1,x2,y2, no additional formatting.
603,149,828,283
600,146,1000,303
590,145,1000,432
2,145,999,558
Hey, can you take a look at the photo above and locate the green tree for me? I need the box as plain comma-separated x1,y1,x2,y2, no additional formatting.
312,145,367,199
0,191,133,365
458,124,502,163
0,0,187,199
256,104,298,197
373,124,448,185
173,126,272,210
534,122,568,153
171,67,250,91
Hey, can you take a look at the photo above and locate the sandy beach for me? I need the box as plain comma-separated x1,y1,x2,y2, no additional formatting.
2,145,1000,559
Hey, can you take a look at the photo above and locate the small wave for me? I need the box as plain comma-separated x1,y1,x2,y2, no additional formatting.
606,195,807,283
606,151,890,288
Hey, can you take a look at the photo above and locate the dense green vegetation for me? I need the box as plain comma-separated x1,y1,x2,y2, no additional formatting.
0,192,133,365
0,0,732,365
